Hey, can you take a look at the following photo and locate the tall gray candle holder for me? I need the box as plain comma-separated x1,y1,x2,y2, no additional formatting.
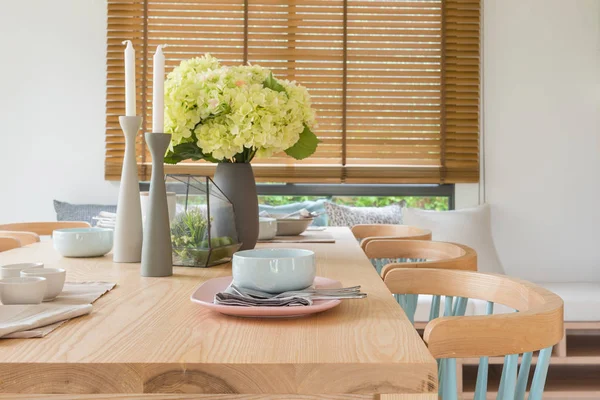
141,132,173,277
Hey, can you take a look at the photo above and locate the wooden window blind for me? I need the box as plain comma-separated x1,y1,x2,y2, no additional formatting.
106,0,480,183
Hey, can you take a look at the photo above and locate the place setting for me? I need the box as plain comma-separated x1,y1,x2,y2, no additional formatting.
191,248,366,318
0,260,115,338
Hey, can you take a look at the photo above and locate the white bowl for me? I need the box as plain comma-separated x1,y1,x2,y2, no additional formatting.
232,248,316,293
53,227,114,258
258,217,277,240
0,262,44,278
275,217,314,236
0,276,47,305
21,268,66,301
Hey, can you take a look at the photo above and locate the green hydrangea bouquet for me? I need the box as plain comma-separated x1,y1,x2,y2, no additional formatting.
163,55,319,164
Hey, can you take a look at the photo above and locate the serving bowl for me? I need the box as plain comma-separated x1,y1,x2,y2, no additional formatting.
274,217,314,236
53,227,114,258
0,276,47,305
232,248,316,293
0,262,44,278
258,217,277,240
21,268,66,301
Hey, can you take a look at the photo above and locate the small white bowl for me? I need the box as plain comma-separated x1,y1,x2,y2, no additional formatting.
53,227,113,258
275,217,314,236
0,262,44,279
232,248,316,293
21,268,66,301
258,217,277,240
0,276,47,305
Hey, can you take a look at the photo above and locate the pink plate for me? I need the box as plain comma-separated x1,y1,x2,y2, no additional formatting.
190,276,342,318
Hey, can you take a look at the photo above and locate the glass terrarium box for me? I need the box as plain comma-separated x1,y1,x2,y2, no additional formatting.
165,174,241,267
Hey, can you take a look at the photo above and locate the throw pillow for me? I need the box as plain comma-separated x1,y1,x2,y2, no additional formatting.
324,202,403,227
402,204,504,274
53,200,117,225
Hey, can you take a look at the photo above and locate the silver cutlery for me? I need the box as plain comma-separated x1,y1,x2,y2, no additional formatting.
230,283,366,300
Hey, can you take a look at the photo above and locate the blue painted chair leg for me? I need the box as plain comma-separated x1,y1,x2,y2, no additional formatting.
528,346,553,400
429,295,441,321
438,358,445,398
474,356,489,400
443,358,458,400
473,301,494,400
515,351,533,400
452,297,468,316
497,354,518,400
444,296,454,317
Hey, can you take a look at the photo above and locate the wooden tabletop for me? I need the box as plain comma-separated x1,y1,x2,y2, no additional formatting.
0,227,437,399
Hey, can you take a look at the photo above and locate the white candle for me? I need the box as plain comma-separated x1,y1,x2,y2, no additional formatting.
152,45,166,133
122,40,136,116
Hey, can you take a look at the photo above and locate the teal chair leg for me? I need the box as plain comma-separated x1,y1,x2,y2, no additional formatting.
444,296,454,317
474,302,494,400
497,353,518,400
429,295,441,321
443,358,458,400
474,356,489,400
528,346,553,400
452,296,468,317
515,351,533,400
438,358,445,398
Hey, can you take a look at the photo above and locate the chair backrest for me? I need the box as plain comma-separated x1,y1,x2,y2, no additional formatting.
0,221,90,236
351,224,432,250
384,268,564,400
363,239,478,324
364,239,478,274
0,231,40,246
0,236,22,252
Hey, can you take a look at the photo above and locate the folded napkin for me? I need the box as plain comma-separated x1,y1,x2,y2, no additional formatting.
0,281,116,339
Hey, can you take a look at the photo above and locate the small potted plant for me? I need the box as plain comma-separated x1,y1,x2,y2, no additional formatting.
167,175,241,267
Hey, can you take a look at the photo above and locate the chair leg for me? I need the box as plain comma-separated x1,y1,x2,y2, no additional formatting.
528,347,553,400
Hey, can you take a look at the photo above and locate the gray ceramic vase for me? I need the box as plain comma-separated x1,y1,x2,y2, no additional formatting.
213,163,258,251
141,132,173,277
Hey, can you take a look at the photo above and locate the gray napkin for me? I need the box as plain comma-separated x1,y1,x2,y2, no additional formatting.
214,286,312,307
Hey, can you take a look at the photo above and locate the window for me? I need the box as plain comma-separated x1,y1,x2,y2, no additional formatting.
106,0,480,184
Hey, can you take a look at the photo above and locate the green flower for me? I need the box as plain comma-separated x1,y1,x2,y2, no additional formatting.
164,54,318,163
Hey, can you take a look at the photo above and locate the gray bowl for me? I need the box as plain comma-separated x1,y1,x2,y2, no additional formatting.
273,217,314,236
53,227,114,258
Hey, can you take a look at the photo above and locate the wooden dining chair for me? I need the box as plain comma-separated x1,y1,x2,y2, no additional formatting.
384,268,564,400
364,239,477,324
0,221,90,236
0,236,22,252
0,231,40,246
351,224,432,251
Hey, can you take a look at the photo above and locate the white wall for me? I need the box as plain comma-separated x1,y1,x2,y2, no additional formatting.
483,0,600,282
0,0,119,223
1,0,599,282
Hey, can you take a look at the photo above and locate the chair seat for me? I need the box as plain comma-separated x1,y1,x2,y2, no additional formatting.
414,294,477,322
470,282,600,322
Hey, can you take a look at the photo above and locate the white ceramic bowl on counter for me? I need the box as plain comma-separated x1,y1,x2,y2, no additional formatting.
258,217,277,240
232,248,316,293
0,276,47,305
53,227,114,258
21,268,66,301
0,262,44,278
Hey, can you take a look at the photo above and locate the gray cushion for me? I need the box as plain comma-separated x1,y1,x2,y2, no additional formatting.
324,202,403,227
53,200,117,225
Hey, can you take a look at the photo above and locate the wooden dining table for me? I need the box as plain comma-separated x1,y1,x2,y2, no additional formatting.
0,227,437,399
